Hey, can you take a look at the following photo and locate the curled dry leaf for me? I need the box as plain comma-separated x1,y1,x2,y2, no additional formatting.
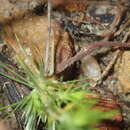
51,0,88,11
55,31,76,80
2,13,75,78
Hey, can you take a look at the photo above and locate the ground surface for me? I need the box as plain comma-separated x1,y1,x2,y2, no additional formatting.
0,0,130,130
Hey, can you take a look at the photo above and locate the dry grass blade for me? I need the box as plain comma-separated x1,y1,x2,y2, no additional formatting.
44,0,55,76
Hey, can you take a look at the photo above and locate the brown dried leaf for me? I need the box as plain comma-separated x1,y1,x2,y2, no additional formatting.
3,13,75,77
115,51,130,93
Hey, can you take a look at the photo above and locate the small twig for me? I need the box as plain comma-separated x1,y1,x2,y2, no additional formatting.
114,19,130,37
122,29,130,43
101,50,120,79
90,49,120,88
56,41,130,74
92,26,130,88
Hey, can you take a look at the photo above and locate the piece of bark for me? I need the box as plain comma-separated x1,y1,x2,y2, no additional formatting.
0,54,24,129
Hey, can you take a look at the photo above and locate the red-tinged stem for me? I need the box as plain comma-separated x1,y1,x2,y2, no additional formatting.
56,41,130,74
